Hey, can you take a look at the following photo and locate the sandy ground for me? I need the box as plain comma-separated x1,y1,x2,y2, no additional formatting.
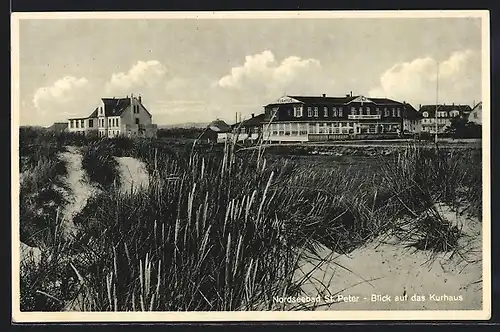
295,205,483,310
115,156,149,194
58,146,101,239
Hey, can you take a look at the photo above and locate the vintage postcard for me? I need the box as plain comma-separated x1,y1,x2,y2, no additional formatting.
11,10,490,322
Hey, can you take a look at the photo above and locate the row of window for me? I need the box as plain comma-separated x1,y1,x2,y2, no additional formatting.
266,122,403,136
422,110,460,118
422,118,450,124
291,106,402,118
98,130,121,137
69,119,85,129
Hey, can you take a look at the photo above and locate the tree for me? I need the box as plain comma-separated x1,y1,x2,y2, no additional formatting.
445,117,482,139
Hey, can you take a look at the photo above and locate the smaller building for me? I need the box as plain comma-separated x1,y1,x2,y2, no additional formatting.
231,113,266,142
203,119,232,144
47,122,68,133
468,102,482,125
419,104,472,134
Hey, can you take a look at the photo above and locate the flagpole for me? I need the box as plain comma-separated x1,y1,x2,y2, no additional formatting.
435,61,439,144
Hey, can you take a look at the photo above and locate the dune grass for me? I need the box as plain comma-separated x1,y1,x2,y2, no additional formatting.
17,130,483,312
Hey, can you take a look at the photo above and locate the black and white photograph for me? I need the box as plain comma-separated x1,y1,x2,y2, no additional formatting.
11,11,490,322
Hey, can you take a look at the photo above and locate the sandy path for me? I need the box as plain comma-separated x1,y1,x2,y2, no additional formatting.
115,156,149,194
296,205,483,311
58,146,101,239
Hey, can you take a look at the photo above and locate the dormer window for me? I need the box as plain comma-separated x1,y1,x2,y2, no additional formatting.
450,110,460,117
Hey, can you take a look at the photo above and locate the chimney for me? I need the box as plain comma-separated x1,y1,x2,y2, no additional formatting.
322,93,326,98
346,94,350,97
350,91,353,97
251,113,255,118
138,94,142,103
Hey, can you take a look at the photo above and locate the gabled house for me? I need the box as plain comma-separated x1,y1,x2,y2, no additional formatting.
468,102,482,125
418,103,473,134
202,119,232,143
67,93,157,138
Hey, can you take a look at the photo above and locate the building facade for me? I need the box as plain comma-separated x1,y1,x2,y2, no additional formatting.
468,102,482,125
67,94,157,138
418,104,473,134
231,113,265,142
261,94,422,142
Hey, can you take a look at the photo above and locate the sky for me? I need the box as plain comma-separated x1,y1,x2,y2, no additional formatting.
16,15,484,126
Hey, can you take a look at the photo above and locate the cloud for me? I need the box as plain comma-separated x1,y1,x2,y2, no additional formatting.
33,76,89,110
218,50,321,92
31,76,96,125
368,50,481,106
105,60,168,96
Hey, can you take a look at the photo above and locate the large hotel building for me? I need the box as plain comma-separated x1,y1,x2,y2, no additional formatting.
261,94,423,142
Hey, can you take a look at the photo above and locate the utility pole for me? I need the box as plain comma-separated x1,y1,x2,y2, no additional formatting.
435,61,439,144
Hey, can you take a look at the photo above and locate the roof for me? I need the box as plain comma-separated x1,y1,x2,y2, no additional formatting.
265,95,406,107
207,119,231,133
88,108,98,118
401,103,423,120
418,104,472,117
84,96,152,118
47,122,68,131
101,98,131,116
232,113,266,128
471,101,482,111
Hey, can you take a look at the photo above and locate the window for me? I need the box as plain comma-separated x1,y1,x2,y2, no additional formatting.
384,108,389,117
392,108,396,117
299,124,307,135
314,107,318,117
359,107,363,115
116,118,120,127
108,118,111,127
88,119,93,128
70,120,74,128
80,120,84,128
294,106,303,117
423,111,428,118
308,124,316,134
366,107,370,115
397,108,401,117
307,107,312,117
76,120,80,128
135,118,140,125
351,107,356,115
99,107,103,115
339,108,343,117
324,107,328,117
376,108,381,115
333,107,337,117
